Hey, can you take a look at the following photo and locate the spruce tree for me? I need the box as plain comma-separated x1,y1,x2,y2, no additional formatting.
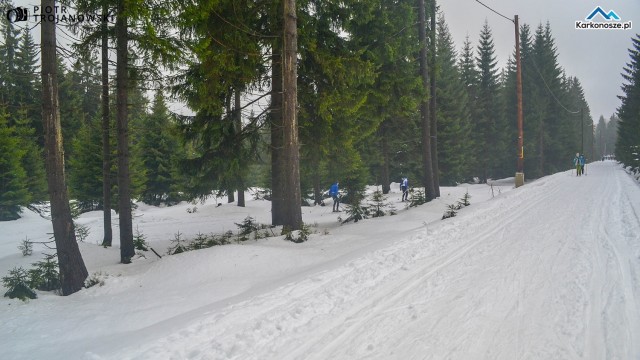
435,15,473,185
174,0,265,206
564,76,593,167
474,21,504,182
138,90,183,206
297,0,374,200
58,59,84,162
616,34,640,168
14,29,42,139
14,108,47,202
606,114,619,157
0,18,20,112
595,115,607,160
68,115,104,212
459,35,480,180
342,0,420,197
529,23,565,176
0,112,29,220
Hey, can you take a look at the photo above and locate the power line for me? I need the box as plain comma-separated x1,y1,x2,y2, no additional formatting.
529,56,581,115
474,0,581,116
474,0,513,23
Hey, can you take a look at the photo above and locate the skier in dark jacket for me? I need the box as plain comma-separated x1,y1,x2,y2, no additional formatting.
329,181,340,212
401,177,409,202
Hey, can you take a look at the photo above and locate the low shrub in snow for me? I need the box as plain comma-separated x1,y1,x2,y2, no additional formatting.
133,226,149,251
74,223,90,242
2,267,37,301
28,254,61,291
282,224,312,243
18,236,33,256
442,204,458,220
85,272,108,288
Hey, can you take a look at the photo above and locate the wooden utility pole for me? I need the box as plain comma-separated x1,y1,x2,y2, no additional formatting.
41,0,88,294
581,107,584,154
515,15,525,188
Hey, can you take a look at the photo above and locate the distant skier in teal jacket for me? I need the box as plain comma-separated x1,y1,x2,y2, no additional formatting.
573,153,581,176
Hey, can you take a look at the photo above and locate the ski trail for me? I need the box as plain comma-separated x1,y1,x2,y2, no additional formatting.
108,162,640,360
596,165,640,359
291,178,561,360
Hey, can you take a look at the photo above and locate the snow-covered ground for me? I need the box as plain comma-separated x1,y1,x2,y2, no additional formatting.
1,161,639,360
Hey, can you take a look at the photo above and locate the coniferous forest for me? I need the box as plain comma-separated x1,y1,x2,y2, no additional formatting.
1,0,637,295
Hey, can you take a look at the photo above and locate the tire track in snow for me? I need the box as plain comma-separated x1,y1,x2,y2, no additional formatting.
287,179,564,359
112,163,640,360
597,167,640,359
116,179,556,360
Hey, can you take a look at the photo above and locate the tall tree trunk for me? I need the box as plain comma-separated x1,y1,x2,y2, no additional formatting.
237,186,245,207
418,0,436,201
101,6,112,247
313,159,321,205
235,89,245,207
282,0,302,230
381,122,391,194
539,121,544,175
270,4,285,226
429,0,440,197
226,93,235,204
41,0,88,295
116,0,134,263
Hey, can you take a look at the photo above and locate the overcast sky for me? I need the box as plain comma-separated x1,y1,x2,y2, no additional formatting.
439,0,639,121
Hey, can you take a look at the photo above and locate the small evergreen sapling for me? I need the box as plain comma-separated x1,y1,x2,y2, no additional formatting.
2,267,37,300
167,231,188,255
409,188,426,207
442,204,458,220
189,232,209,250
283,224,312,243
28,254,61,291
236,216,259,235
75,223,90,242
342,192,369,223
133,226,149,251
18,236,33,256
459,191,471,207
85,272,108,288
369,189,388,218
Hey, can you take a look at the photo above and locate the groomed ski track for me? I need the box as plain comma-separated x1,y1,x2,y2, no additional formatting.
114,161,640,360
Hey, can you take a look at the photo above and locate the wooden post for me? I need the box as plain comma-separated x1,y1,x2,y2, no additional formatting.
515,15,525,187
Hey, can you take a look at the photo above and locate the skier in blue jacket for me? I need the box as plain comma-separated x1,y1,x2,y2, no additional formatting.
401,177,409,202
329,181,340,212
579,154,586,175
